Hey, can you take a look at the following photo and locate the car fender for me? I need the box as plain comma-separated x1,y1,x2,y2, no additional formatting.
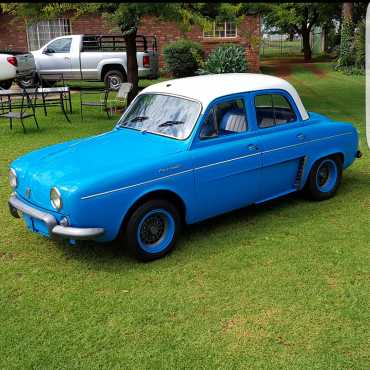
69,167,195,242
0,54,16,81
118,172,197,233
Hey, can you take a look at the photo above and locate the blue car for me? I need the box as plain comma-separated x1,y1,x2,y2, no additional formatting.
8,73,362,260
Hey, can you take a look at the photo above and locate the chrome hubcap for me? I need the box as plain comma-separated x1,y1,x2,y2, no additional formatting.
109,76,121,90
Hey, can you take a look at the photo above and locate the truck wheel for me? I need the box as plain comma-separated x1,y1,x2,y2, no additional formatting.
0,80,13,89
123,199,181,261
104,70,125,90
305,156,342,201
17,77,37,89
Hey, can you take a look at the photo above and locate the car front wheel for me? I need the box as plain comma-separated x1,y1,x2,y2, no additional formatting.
305,155,342,201
124,199,181,261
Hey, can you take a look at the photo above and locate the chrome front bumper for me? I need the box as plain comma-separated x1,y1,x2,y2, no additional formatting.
8,193,104,240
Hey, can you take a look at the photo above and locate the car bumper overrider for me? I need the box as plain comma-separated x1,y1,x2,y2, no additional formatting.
8,193,104,240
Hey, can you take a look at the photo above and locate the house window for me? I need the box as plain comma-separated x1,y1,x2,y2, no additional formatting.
203,21,237,38
26,19,71,51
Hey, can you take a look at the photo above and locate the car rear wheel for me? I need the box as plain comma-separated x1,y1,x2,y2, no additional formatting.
123,199,181,261
305,155,342,201
0,79,13,89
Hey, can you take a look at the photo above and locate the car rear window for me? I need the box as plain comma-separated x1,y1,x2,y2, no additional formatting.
255,93,297,128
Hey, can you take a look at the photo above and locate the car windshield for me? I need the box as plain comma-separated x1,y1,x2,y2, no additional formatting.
116,93,201,140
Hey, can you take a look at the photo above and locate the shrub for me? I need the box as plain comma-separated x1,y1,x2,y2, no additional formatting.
200,44,248,74
163,39,204,78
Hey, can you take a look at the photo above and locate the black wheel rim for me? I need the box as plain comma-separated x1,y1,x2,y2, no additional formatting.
139,213,166,245
317,165,330,187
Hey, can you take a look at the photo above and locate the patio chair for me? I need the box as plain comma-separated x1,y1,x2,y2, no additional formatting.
0,88,39,133
37,72,72,116
79,87,111,120
111,82,133,114
0,86,6,114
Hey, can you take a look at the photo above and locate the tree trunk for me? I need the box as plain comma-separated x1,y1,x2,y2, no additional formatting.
289,31,294,42
342,2,353,20
302,29,312,61
323,25,329,53
124,31,139,105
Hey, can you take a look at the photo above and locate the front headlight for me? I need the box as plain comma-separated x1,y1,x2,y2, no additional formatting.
50,187,62,210
9,168,17,188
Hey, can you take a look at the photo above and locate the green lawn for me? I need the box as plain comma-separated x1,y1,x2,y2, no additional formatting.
0,69,369,369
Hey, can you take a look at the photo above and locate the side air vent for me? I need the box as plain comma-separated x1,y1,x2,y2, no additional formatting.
294,156,307,189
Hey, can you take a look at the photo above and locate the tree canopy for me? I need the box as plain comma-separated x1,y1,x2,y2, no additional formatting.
261,3,341,61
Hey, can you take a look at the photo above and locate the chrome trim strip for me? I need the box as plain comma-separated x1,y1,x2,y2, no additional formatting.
9,194,104,240
262,132,352,154
81,132,353,200
195,152,260,171
81,169,194,200
52,225,104,240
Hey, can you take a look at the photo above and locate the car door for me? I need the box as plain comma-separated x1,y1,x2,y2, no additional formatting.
191,94,263,221
251,90,308,202
37,37,73,78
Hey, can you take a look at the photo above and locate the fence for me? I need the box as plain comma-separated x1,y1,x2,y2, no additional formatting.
260,30,323,58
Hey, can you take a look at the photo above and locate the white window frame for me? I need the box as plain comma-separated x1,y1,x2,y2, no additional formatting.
26,18,72,51
203,21,238,39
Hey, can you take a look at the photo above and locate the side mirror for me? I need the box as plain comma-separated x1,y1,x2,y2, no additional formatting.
43,48,54,55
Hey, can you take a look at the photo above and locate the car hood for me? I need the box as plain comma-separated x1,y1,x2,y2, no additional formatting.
12,128,187,211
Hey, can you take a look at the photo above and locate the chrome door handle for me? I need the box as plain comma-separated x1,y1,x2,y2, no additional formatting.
296,133,305,141
247,144,259,151
64,57,70,61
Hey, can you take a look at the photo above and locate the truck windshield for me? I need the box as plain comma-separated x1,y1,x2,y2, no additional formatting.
116,93,201,140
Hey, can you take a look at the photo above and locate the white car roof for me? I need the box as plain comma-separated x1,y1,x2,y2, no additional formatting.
140,73,309,120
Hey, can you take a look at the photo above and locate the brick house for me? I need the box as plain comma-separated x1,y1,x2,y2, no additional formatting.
0,13,261,72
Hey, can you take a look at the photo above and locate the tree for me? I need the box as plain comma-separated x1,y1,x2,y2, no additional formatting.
352,2,369,24
6,2,244,103
261,3,341,61
337,3,354,69
336,2,368,71
342,2,353,20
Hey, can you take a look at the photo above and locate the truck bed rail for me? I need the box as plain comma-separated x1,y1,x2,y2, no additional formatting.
82,35,157,53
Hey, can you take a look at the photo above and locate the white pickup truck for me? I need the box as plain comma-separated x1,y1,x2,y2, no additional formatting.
25,34,159,89
0,51,36,89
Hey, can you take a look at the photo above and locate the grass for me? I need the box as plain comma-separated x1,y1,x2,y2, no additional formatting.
0,67,369,369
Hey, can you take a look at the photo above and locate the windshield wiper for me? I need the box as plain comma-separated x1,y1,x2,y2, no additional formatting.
131,116,148,122
117,115,148,127
158,120,184,128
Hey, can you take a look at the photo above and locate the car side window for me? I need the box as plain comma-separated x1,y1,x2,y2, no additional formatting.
255,93,297,129
200,99,248,140
46,38,72,53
